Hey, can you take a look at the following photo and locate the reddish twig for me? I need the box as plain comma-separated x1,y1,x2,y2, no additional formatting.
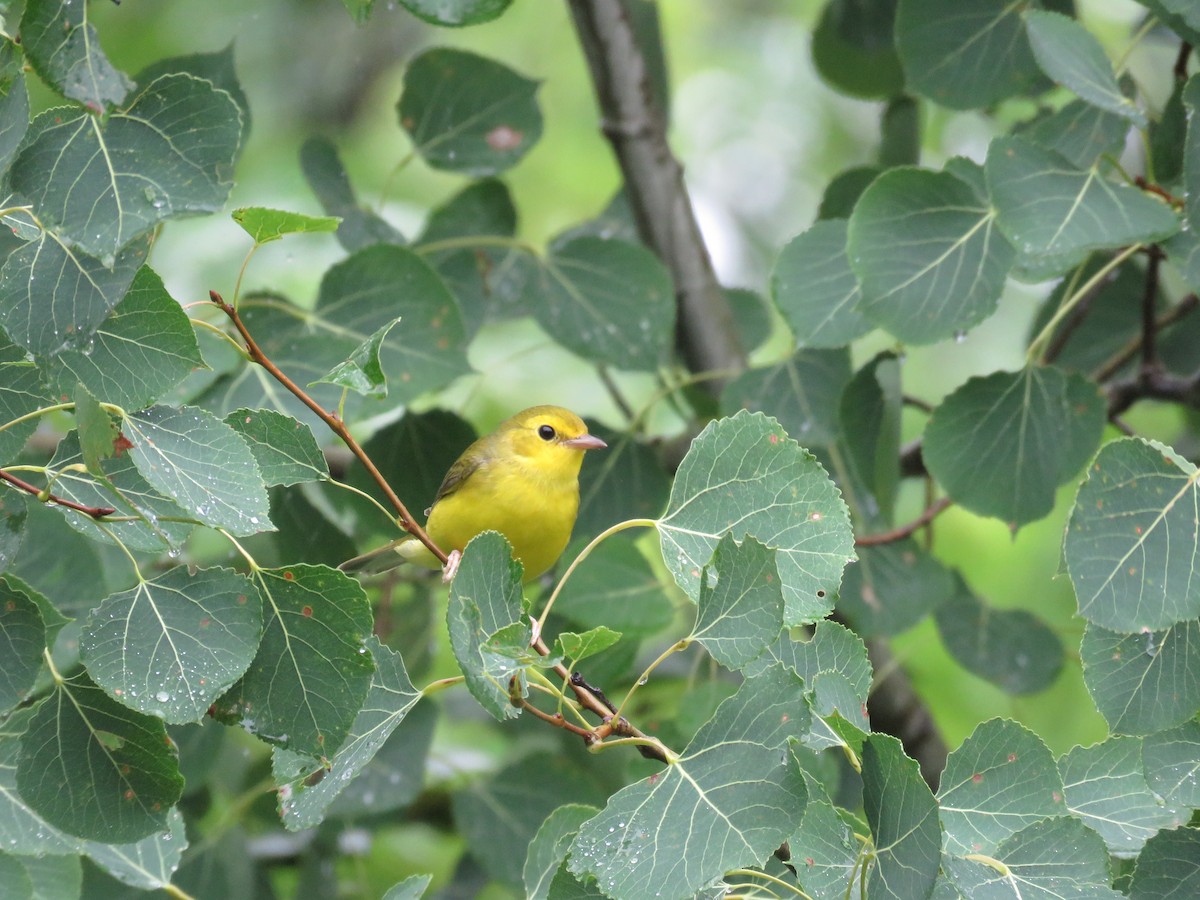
0,470,116,519
1134,176,1181,207
855,497,953,547
209,291,446,564
517,696,598,741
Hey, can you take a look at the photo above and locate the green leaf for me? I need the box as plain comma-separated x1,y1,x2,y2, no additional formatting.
1060,736,1185,857
818,166,882,220
0,580,43,715
122,404,273,537
726,288,774,355
881,96,920,167
896,0,1045,109
1025,11,1145,126
231,207,340,244
312,317,402,399
17,673,183,843
213,565,374,757
19,0,134,110
447,531,528,720
937,718,1068,856
556,627,621,663
0,852,31,896
224,409,328,487
83,807,186,890
399,0,512,27
299,136,406,252
0,39,30,177
811,0,904,99
315,244,469,405
1128,826,1200,899
0,333,48,464
271,486,357,569
838,539,955,637
80,566,263,724
75,383,116,474
720,349,852,448
575,423,671,537
1153,77,1188,187
43,266,205,413
533,236,675,372
567,666,810,899
1184,76,1200,233
987,137,1179,266
747,619,872,698
924,367,1105,526
383,874,434,900
416,178,535,332
1065,438,1200,632
14,854,82,898
861,733,940,900
790,800,859,898
1081,620,1200,735
0,508,25,574
690,534,783,670
1143,721,1200,810
9,75,243,265
0,706,79,854
837,352,902,525
0,232,148,358
524,803,599,900
847,165,1014,344
658,410,856,626
272,638,423,830
46,431,195,553
934,574,1065,695
1024,98,1132,170
399,47,541,175
8,502,109,618
943,816,1121,899
555,535,674,636
135,44,250,133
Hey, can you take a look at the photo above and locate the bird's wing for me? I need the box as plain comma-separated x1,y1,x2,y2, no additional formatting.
432,445,490,504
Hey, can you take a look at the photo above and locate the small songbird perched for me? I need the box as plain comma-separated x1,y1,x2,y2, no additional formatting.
341,405,606,583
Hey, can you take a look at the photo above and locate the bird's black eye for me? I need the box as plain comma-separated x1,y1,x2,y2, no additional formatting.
538,424,556,441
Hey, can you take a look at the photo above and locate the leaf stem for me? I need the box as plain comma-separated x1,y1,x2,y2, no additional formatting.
725,868,812,899
420,675,465,696
613,638,690,723
586,734,676,762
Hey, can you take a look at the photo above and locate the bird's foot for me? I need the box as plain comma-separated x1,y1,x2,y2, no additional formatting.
441,549,462,584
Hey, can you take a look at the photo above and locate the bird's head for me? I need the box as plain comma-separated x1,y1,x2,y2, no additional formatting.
500,405,607,479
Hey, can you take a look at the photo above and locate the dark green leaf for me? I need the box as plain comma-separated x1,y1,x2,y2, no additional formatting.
315,244,469,405
1142,721,1200,810
747,620,872,699
861,733,940,900
327,700,436,820
880,96,920,167
231,207,340,244
0,333,49,464
1060,736,1185,856
1127,825,1200,899
924,367,1105,526
123,405,272,537
0,580,43,715
525,803,599,900
838,539,955,637
135,44,250,133
8,502,110,617
81,566,263,724
790,800,859,898
1025,10,1145,126
848,165,1014,344
271,486,357,568
1065,438,1200,632
399,0,511,26
658,410,856,625
837,352,902,525
224,409,328,487
896,0,1044,109
811,0,904,99
273,638,423,830
0,706,79,853
818,166,882,220
533,237,675,372
17,674,183,843
568,666,810,899
555,534,674,636
0,232,148,358
726,288,774,355
691,534,783,670
299,136,406,252
83,807,186,890
10,75,243,265
0,852,31,896
75,383,116,474
399,47,541,175
0,39,29,177
935,574,1064,695
213,565,374,757
1080,620,1200,735
1024,98,1132,170
772,219,870,349
312,317,401,399
20,0,134,110
988,137,1179,267
720,349,852,448
447,531,528,720
937,718,1068,855
1152,78,1187,185
575,422,671,537
1184,76,1200,233
12,854,82,898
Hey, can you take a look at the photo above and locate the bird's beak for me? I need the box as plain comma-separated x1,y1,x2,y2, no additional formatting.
561,433,607,451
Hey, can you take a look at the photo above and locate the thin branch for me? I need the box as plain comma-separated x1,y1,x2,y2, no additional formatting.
1140,246,1163,372
855,497,952,547
209,291,446,564
517,696,598,741
0,470,116,518
1091,293,1198,383
1175,41,1192,81
1106,369,1200,418
566,0,745,390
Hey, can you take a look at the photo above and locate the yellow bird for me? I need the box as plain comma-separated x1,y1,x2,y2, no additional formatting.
342,406,606,583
